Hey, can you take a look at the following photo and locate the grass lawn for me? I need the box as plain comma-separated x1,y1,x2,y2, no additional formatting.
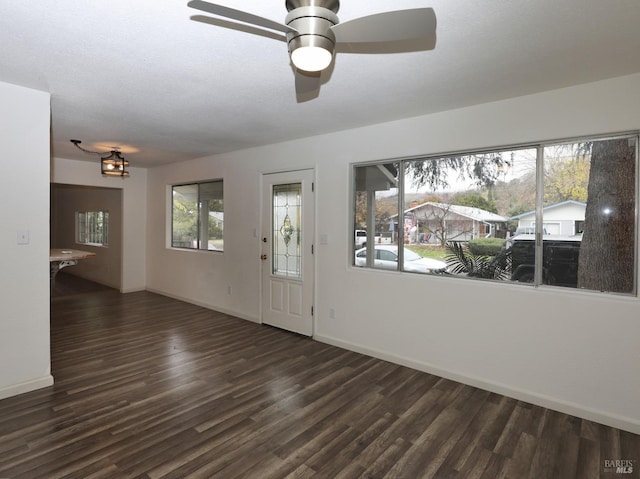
406,244,449,260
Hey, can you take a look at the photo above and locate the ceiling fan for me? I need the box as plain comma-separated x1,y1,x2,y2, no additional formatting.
187,0,436,99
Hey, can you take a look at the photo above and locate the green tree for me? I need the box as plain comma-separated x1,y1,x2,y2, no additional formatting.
354,191,397,230
418,194,444,204
544,154,590,204
206,199,224,239
493,172,536,218
172,197,197,242
407,154,509,190
451,192,498,213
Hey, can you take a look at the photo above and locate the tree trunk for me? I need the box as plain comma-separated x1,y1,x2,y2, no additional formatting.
577,139,635,293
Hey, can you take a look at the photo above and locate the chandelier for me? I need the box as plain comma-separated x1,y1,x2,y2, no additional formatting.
70,139,130,177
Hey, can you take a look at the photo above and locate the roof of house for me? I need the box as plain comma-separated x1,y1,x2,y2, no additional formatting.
509,200,586,220
401,202,508,223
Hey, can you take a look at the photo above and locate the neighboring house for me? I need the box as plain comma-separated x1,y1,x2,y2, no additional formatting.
510,200,586,235
210,211,224,228
396,202,508,244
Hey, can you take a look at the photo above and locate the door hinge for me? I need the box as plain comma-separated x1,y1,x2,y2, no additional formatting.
311,182,315,192
311,244,314,254
311,305,314,316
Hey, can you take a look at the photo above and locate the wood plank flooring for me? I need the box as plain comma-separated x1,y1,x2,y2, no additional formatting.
51,271,116,298
0,287,638,478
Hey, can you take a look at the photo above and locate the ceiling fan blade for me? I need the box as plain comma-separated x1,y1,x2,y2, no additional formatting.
295,70,322,103
187,0,296,35
331,8,436,44
191,15,286,42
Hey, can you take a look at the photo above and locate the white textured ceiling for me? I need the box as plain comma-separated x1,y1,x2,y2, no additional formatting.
1,0,640,167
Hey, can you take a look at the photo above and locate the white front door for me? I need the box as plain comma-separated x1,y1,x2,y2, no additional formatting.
261,170,315,336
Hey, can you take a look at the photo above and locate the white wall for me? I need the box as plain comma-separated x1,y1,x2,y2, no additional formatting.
146,73,640,434
146,158,262,321
0,82,53,399
52,157,147,293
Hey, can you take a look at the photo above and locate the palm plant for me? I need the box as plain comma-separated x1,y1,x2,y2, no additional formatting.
445,241,512,280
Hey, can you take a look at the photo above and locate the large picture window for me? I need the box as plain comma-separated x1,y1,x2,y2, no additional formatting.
172,180,224,251
353,133,638,295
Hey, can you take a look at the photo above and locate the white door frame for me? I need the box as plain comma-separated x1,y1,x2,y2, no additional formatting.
260,168,315,336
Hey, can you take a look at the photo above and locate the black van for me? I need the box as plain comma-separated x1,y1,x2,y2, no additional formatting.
510,234,582,287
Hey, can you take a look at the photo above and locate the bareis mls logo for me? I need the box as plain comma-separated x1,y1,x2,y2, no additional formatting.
603,459,634,474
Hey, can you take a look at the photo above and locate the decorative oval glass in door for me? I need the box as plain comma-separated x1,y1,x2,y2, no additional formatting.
272,183,302,278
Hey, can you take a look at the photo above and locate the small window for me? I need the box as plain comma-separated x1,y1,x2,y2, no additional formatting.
76,211,109,246
172,180,223,251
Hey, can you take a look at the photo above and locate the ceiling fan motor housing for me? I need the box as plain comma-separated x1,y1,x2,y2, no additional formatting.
285,0,339,13
285,2,339,70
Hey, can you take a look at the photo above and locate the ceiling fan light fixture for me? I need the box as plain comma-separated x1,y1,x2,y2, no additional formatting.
188,0,437,94
291,44,333,72
286,5,337,72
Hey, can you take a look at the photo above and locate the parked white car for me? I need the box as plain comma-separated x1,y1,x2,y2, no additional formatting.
355,245,447,274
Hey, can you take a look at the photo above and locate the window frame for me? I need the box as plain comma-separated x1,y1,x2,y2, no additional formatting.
76,210,109,247
351,131,639,296
171,179,224,252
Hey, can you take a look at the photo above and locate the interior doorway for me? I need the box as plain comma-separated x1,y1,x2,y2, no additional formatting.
50,183,124,293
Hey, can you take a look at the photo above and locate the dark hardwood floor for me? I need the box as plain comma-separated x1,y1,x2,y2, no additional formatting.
0,282,638,478
51,271,116,298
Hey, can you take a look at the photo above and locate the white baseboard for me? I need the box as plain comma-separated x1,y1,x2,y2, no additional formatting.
120,286,146,293
145,288,260,324
314,333,640,435
0,375,54,401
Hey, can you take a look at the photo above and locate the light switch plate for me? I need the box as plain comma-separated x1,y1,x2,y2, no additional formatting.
17,229,29,245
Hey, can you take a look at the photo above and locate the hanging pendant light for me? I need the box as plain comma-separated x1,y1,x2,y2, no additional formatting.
100,150,130,177
70,139,131,178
